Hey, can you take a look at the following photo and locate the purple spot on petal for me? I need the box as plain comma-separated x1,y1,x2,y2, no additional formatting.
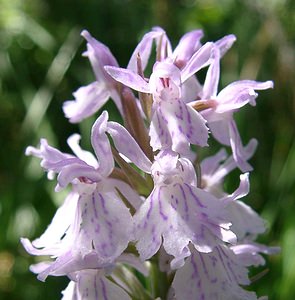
211,278,218,283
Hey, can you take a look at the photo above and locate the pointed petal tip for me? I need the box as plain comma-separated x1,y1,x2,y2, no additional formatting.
254,80,274,90
54,183,63,192
227,34,237,42
92,110,109,135
20,237,34,253
62,105,82,124
67,134,81,147
81,30,91,41
151,26,165,33
104,65,114,74
36,273,47,282
25,146,34,156
240,172,250,180
266,80,274,88
20,237,28,246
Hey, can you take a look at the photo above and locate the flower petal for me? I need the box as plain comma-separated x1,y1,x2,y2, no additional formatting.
222,173,250,204
67,134,98,168
229,120,254,172
149,103,172,150
181,75,203,103
201,148,227,176
158,99,209,152
127,29,164,73
91,111,114,177
208,118,231,145
172,246,257,300
181,42,213,83
202,46,220,99
108,178,143,210
62,270,131,300
134,182,235,264
63,82,111,123
215,34,236,57
216,80,274,113
81,30,119,83
208,139,258,185
225,201,266,241
118,253,149,276
32,191,79,249
173,29,203,68
25,139,81,178
107,121,152,173
77,189,133,260
56,163,100,191
104,66,150,93
134,187,169,260
232,242,280,267
35,251,113,281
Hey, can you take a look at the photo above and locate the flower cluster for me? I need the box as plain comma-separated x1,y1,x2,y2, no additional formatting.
22,27,278,299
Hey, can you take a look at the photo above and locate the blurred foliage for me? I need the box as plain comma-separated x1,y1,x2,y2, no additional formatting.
0,0,294,299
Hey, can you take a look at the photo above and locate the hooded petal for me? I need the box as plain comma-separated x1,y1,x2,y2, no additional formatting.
173,29,203,68
91,111,114,177
181,42,213,83
127,28,164,73
153,26,173,61
107,121,152,173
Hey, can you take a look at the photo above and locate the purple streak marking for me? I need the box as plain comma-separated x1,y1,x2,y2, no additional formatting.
100,278,108,300
99,193,108,215
185,184,206,208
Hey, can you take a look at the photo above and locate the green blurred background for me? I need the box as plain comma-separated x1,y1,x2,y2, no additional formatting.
0,0,294,299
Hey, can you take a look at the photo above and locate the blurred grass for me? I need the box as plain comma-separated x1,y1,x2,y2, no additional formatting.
0,0,294,299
